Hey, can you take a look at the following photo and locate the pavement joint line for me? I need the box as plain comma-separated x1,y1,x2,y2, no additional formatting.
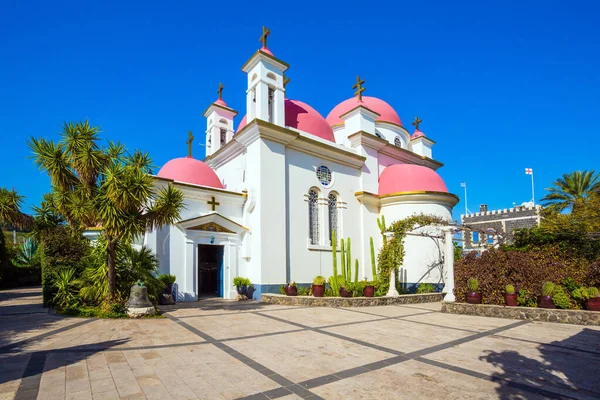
164,313,324,400
164,305,311,319
393,304,443,313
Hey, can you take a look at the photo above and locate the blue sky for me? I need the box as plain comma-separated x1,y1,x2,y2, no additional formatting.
1,0,599,220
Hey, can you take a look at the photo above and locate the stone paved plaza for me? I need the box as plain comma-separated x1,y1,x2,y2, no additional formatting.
1,287,599,400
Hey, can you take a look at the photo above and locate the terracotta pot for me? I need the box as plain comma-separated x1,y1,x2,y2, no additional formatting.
504,293,518,307
363,286,375,297
285,286,297,296
339,287,353,298
537,295,555,309
312,284,324,297
466,291,482,304
236,285,247,295
586,297,600,311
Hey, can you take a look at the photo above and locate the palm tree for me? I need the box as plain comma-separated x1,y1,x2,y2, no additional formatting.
29,120,184,303
541,170,600,213
0,188,32,229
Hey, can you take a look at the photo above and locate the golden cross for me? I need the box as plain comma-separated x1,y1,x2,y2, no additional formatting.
259,26,270,48
283,74,290,89
352,75,365,101
412,116,423,130
186,131,194,157
207,196,220,211
217,82,224,100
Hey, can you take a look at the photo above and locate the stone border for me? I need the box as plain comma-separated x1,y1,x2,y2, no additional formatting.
441,302,600,326
261,293,444,307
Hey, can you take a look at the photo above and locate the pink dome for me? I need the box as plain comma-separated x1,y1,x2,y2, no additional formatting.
326,96,403,127
378,164,448,195
260,46,274,56
157,157,224,189
236,99,335,142
411,129,426,139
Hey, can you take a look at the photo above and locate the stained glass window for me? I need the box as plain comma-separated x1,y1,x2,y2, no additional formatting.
309,189,319,245
316,165,332,187
328,193,337,244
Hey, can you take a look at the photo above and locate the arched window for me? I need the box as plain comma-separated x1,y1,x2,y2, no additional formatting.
268,87,275,123
328,193,338,244
375,131,384,139
220,128,227,146
308,189,319,245
394,136,402,147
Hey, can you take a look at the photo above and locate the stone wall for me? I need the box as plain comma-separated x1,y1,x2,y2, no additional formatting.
261,293,444,307
442,302,600,326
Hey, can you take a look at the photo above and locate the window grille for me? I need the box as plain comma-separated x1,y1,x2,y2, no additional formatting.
328,193,338,244
308,189,319,245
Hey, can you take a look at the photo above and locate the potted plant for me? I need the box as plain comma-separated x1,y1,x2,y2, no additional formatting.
586,287,600,311
362,279,375,297
339,283,353,298
246,282,255,299
312,276,326,297
158,274,176,295
504,284,517,306
466,278,481,304
284,281,298,296
233,277,249,295
538,281,556,309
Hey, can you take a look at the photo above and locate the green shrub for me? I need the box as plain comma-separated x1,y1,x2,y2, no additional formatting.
313,275,326,285
467,278,479,292
158,274,176,285
542,282,555,297
505,284,515,294
52,268,80,310
587,287,599,298
416,283,435,294
233,277,248,287
287,281,297,287
517,289,537,307
562,277,580,292
552,286,572,309
296,285,310,296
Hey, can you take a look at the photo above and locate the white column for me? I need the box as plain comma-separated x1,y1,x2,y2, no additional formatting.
442,227,455,302
184,239,197,301
384,232,400,297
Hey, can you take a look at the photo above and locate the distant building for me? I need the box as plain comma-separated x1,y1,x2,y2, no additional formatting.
461,204,542,250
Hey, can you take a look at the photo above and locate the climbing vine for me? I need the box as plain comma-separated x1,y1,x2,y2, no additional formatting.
376,214,449,294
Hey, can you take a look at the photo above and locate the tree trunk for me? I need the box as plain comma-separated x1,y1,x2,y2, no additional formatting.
107,239,117,303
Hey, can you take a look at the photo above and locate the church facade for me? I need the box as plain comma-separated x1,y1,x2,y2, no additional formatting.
147,28,459,300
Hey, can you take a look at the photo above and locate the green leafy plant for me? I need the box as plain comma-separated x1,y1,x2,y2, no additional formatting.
296,285,310,296
313,276,326,285
370,237,377,280
158,274,176,285
587,287,599,298
571,287,590,301
233,277,248,287
562,277,580,292
517,289,537,307
505,284,515,294
52,268,80,310
416,283,435,294
542,281,556,297
287,281,297,287
552,286,572,309
467,278,479,292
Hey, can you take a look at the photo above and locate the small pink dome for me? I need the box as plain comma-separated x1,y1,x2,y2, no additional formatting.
157,157,224,189
214,98,228,107
236,99,335,142
411,129,426,139
260,46,274,56
326,96,403,127
379,164,448,195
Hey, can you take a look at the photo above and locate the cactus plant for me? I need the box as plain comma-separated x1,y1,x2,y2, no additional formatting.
467,278,479,292
370,237,377,280
346,238,352,281
313,276,326,286
340,238,346,283
331,230,339,295
541,282,555,297
377,215,386,242
354,259,359,286
505,284,515,294
587,287,600,298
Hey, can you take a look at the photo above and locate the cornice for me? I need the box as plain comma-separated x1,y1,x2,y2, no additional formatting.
347,131,388,150
339,105,380,121
410,136,436,145
354,191,380,207
241,49,290,73
379,191,459,207
152,176,246,197
202,102,238,118
378,143,444,170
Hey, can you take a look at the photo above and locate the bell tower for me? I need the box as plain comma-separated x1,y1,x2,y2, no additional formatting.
241,26,289,127
203,83,238,157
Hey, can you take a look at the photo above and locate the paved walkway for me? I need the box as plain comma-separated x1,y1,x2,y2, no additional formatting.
0,288,599,400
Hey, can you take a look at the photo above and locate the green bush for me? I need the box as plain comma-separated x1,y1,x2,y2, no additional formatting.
517,289,537,307
552,286,572,309
416,283,435,294
52,268,80,311
158,274,176,285
588,287,599,298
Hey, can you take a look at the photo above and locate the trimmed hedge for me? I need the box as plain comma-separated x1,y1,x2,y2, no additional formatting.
454,246,591,305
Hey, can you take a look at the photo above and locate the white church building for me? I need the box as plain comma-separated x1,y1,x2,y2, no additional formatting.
147,28,459,300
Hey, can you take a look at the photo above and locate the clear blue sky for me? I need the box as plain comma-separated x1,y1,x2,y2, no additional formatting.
1,0,599,220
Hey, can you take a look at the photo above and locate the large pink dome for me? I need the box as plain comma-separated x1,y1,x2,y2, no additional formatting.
236,99,335,142
326,96,402,127
379,164,448,195
157,157,224,189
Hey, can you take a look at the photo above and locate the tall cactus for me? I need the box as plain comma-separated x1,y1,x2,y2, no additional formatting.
354,259,359,285
377,215,387,243
346,238,352,282
331,230,339,294
370,237,377,280
340,238,346,283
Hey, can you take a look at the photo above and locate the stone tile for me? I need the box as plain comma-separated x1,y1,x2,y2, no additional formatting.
259,306,382,328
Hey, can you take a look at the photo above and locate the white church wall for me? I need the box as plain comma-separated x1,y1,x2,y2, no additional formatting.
381,201,452,285
377,155,407,177
374,125,409,149
285,147,363,285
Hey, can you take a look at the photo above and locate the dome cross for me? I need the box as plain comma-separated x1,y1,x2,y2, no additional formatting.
352,75,365,101
186,131,194,157
259,26,270,48
217,82,224,100
412,116,423,131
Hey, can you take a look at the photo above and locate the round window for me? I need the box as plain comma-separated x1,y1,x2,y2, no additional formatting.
316,165,333,187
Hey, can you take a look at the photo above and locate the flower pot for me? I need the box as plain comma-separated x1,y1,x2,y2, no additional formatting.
246,286,255,299
585,298,600,311
537,295,555,309
466,291,482,304
285,286,297,296
363,286,375,297
164,283,174,296
339,287,353,298
312,284,324,297
504,293,517,307
236,285,247,295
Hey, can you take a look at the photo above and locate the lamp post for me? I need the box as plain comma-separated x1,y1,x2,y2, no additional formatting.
441,226,456,302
